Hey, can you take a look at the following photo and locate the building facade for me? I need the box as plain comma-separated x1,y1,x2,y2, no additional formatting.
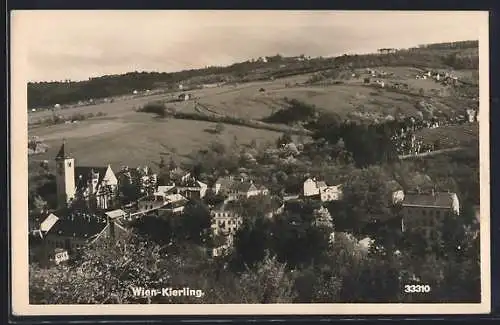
400,191,460,240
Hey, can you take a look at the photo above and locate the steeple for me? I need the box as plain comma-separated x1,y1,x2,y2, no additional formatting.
55,139,71,160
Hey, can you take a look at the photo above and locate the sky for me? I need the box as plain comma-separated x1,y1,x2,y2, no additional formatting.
13,10,487,82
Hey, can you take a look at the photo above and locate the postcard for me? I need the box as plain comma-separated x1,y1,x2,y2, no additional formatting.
11,10,490,316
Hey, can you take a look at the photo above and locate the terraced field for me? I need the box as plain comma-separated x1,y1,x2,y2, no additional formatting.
415,123,479,148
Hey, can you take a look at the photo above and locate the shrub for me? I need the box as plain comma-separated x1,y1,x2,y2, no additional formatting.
139,102,167,118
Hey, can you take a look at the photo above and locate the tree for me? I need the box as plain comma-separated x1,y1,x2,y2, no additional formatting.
340,166,394,236
237,253,296,303
181,199,212,245
276,132,293,148
271,208,331,269
30,234,172,304
214,123,225,134
232,216,272,270
139,102,167,118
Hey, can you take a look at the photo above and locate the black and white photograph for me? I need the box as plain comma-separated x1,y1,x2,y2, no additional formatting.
11,10,490,315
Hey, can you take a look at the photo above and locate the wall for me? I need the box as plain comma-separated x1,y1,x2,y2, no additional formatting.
303,179,319,196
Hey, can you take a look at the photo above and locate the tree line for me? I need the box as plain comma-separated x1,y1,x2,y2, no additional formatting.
28,40,478,109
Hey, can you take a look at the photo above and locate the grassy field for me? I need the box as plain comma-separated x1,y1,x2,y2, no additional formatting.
415,123,479,148
27,66,477,171
28,114,283,171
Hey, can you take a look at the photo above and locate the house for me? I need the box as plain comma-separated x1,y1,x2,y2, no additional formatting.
43,210,128,253
53,248,69,265
159,194,189,214
211,208,243,237
320,185,343,202
303,178,322,197
178,93,190,101
212,176,268,200
55,142,118,210
174,178,208,199
399,190,460,239
303,178,343,202
466,109,477,123
209,203,244,257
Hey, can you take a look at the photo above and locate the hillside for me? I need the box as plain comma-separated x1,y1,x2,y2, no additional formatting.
27,40,478,109
27,40,480,168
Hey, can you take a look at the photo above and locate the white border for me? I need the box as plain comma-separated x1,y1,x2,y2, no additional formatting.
11,10,491,316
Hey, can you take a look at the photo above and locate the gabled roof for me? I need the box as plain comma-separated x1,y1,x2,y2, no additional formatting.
105,209,126,220
164,193,187,203
157,185,176,194
165,197,188,209
46,216,107,240
40,213,59,232
402,192,456,208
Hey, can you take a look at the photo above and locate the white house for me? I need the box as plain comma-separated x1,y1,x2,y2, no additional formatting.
53,248,69,265
304,178,343,202
212,176,268,200
320,185,343,202
303,178,321,196
210,205,243,257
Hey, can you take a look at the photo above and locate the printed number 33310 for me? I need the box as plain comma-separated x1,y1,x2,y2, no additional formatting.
404,284,431,293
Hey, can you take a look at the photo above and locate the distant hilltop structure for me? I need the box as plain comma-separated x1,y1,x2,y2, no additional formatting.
377,48,397,54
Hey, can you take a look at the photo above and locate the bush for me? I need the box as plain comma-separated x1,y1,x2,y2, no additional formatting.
139,102,167,118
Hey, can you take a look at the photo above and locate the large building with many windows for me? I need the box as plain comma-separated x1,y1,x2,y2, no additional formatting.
400,191,460,239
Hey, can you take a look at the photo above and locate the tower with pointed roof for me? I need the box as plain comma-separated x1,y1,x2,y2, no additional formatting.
55,140,76,208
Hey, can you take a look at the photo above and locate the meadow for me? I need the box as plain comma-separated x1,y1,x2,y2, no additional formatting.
28,113,283,170
28,65,475,170
415,123,479,149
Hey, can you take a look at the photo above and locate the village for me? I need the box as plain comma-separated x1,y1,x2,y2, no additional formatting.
28,124,478,266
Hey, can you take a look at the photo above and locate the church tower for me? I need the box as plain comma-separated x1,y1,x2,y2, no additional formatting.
55,141,76,208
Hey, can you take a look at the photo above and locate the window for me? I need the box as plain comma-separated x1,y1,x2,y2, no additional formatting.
68,161,72,167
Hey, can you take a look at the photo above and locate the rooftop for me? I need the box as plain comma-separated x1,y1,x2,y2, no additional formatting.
402,192,457,208
55,141,71,160
105,209,127,220
46,214,107,240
